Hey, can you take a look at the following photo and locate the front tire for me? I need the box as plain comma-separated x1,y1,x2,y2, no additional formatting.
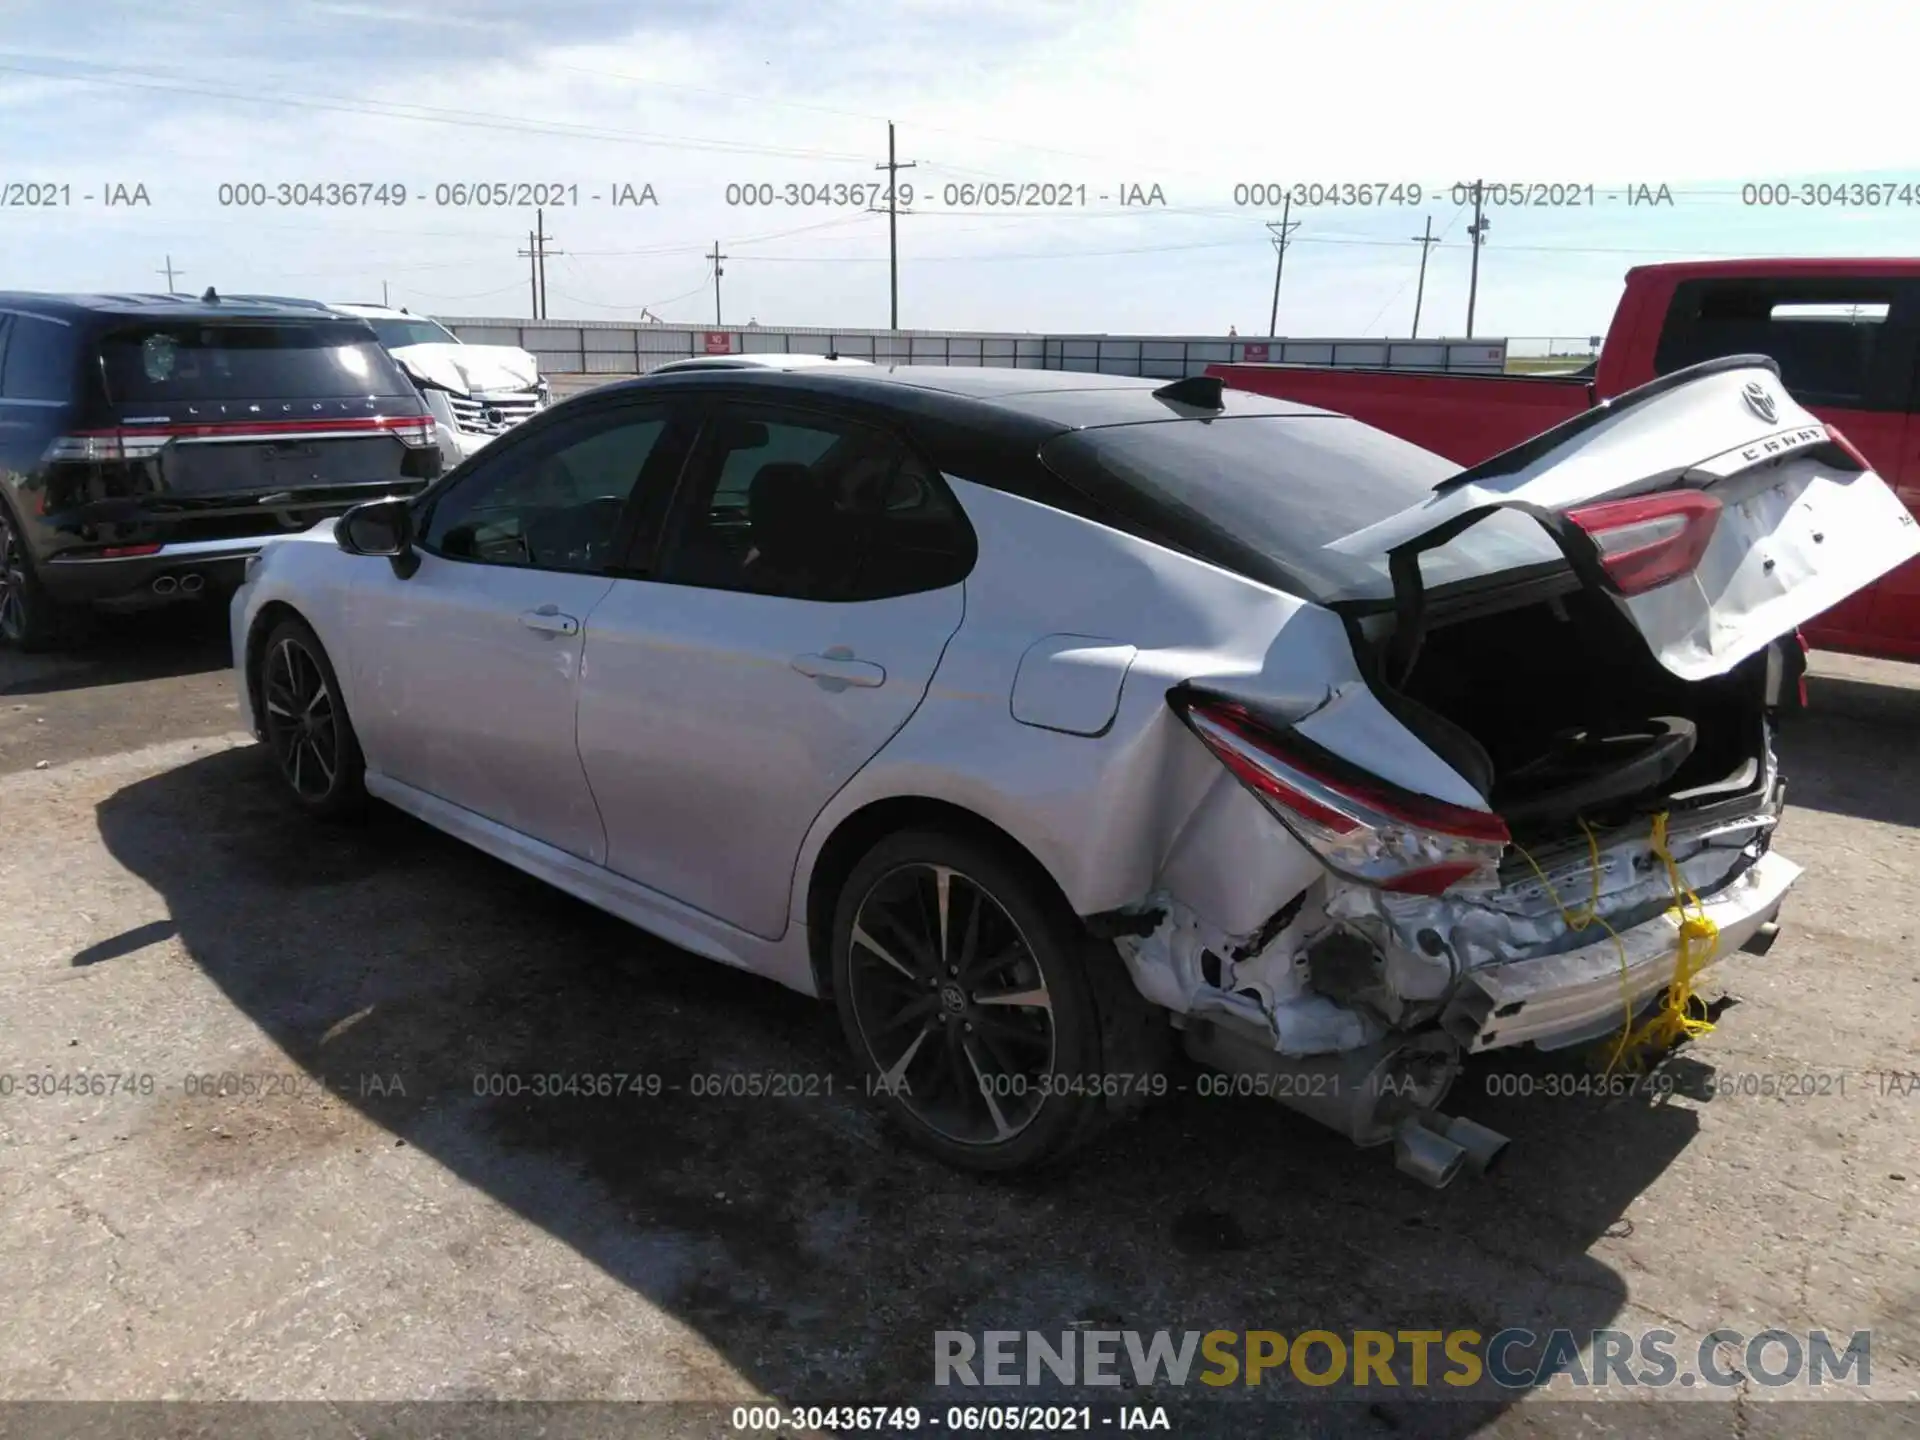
257,616,367,818
830,829,1121,1172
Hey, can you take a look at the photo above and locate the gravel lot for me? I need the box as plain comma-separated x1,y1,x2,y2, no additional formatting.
2,606,1917,1439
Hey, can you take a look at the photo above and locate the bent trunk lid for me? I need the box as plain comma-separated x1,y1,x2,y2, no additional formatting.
1328,356,1920,681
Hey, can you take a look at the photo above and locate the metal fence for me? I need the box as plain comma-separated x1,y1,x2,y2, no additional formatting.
437,317,1511,379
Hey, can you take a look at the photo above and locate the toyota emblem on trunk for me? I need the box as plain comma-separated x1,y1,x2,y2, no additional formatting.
1742,380,1778,423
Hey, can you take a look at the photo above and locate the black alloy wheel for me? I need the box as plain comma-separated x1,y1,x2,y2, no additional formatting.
832,829,1122,1170
258,617,366,816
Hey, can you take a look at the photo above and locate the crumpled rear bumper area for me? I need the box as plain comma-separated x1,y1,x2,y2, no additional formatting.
1440,848,1801,1053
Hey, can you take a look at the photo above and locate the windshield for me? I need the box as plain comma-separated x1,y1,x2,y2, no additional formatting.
367,318,459,349
98,320,413,402
1041,415,1561,604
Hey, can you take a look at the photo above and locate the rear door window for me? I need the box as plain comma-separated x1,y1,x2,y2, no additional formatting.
1,313,76,402
97,321,412,402
1653,278,1919,411
655,403,974,600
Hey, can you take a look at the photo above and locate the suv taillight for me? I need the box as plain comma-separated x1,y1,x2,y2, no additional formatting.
1565,490,1721,596
45,431,171,463
48,415,438,459
386,415,437,448
1171,693,1510,897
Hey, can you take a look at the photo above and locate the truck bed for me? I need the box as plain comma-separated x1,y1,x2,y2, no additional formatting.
1205,363,1595,467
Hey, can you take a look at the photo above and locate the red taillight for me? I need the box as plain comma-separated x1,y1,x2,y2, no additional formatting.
98,544,163,558
47,416,438,459
45,431,170,463
1565,490,1721,596
1176,696,1510,896
1823,423,1871,471
385,415,437,448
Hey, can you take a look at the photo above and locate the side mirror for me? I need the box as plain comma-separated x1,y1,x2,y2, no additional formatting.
337,496,421,578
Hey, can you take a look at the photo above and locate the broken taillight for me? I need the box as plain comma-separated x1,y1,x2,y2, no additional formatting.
1172,694,1510,896
1565,490,1722,596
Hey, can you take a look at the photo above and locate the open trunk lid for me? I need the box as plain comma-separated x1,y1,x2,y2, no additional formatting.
1327,355,1920,682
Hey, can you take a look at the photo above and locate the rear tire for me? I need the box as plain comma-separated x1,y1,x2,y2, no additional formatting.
0,506,88,653
257,616,367,819
830,828,1138,1172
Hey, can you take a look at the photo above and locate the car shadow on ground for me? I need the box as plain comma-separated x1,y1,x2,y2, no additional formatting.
1776,705,1920,830
94,747,1705,1438
0,602,232,698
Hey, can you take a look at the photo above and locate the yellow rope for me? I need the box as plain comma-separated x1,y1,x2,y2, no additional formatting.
1510,811,1718,1077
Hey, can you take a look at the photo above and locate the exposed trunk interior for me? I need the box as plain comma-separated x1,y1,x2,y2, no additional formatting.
1376,584,1772,844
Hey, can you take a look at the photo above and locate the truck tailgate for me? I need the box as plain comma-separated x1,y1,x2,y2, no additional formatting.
1207,363,1592,466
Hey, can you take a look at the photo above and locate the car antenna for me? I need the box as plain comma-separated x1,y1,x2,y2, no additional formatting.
1152,374,1224,409
202,286,219,303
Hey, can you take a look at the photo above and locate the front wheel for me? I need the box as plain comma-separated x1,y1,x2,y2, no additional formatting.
257,616,367,818
830,829,1122,1172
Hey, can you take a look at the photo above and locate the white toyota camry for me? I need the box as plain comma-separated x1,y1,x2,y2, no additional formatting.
231,359,1918,1183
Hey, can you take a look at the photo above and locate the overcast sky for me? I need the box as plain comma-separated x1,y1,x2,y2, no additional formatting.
2,0,1916,339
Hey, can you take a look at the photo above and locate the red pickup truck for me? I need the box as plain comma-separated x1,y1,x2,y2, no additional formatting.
1211,258,1920,661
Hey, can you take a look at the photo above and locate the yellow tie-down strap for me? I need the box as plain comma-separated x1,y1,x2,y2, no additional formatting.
1514,811,1721,1077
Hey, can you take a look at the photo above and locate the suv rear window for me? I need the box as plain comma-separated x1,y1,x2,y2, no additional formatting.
1041,415,1560,604
97,321,411,402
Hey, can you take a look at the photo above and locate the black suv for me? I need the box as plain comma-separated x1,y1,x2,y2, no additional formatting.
0,292,443,650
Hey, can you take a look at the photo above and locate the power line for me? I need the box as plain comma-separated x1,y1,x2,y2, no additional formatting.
1357,201,1468,338
0,54,876,163
406,277,532,302
548,264,715,316
874,121,917,329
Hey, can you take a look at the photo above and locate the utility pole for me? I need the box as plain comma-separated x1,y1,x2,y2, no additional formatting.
518,230,539,317
707,240,728,326
535,209,560,319
874,121,917,329
382,280,390,308
1409,216,1438,338
1265,196,1298,336
156,255,182,294
1465,181,1490,338
516,212,562,318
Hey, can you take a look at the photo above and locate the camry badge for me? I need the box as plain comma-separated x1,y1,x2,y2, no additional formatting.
1742,380,1777,423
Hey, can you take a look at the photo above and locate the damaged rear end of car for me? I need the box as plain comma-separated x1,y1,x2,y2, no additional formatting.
1095,357,1919,1186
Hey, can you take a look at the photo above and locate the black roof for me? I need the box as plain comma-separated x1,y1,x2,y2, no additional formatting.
0,291,368,323
609,362,1332,434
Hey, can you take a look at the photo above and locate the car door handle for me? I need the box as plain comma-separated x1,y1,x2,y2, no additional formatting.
520,605,580,636
791,649,886,689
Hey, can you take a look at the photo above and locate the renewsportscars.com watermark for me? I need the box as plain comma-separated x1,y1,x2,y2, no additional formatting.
934,1328,1873,1392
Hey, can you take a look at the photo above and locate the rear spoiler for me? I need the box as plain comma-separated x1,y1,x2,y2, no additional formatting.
1434,354,1780,494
